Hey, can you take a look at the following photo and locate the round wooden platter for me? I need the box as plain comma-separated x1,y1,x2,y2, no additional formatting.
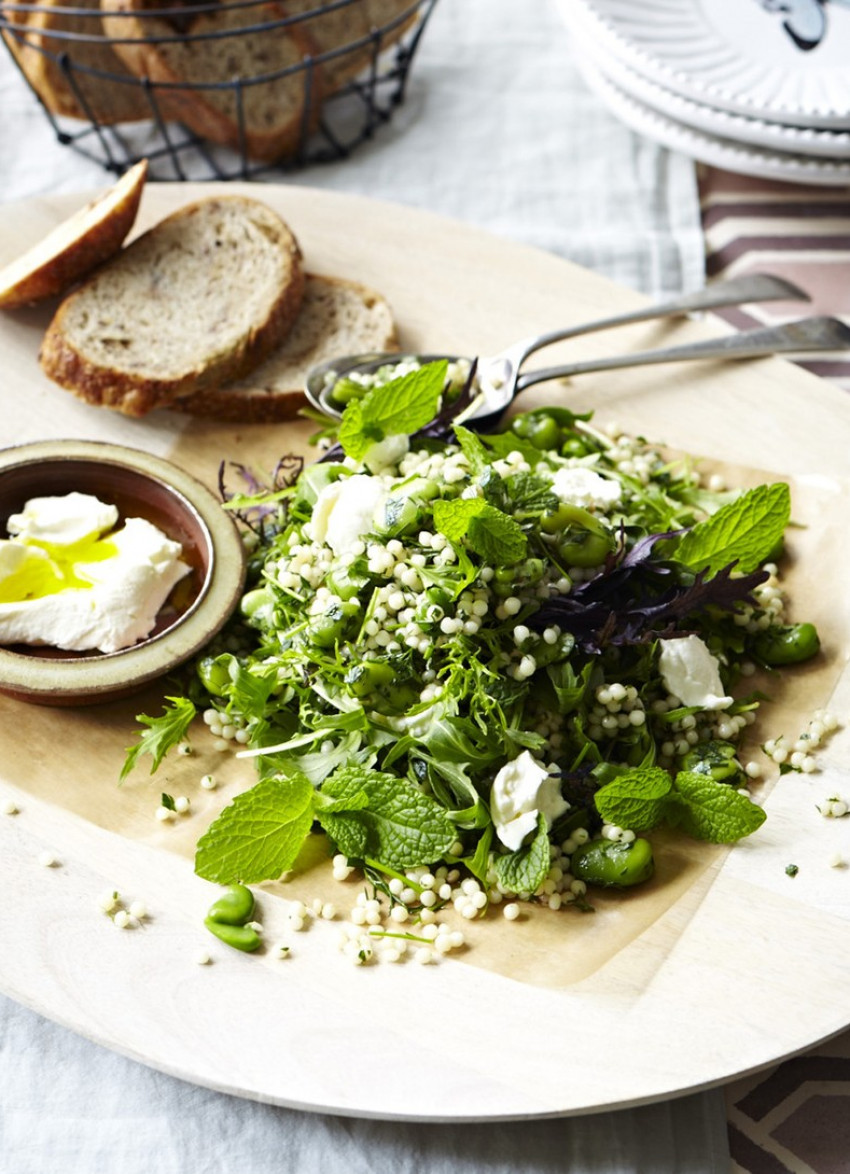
1,182,850,1122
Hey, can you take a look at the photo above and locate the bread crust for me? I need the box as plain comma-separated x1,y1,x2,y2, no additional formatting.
6,0,151,123
0,160,147,310
39,195,305,417
101,0,323,161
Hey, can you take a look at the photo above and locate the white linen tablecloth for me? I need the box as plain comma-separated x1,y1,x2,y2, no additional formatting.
0,2,716,1170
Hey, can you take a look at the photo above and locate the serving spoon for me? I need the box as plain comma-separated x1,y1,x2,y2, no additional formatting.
305,272,810,419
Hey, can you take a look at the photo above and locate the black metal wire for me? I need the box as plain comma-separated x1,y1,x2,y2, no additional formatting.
0,0,437,178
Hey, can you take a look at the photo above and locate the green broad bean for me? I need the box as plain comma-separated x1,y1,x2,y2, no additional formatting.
240,587,275,620
570,837,654,888
682,740,745,785
754,622,820,666
197,654,232,697
206,882,255,926
375,495,420,537
345,661,395,697
327,376,367,407
204,918,262,953
519,557,545,584
557,531,614,569
326,565,369,601
308,599,360,648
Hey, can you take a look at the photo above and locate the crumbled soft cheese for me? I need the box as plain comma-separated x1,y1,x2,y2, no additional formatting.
657,634,733,711
490,749,568,852
7,492,118,545
550,466,621,509
311,475,387,556
0,511,190,654
362,434,410,475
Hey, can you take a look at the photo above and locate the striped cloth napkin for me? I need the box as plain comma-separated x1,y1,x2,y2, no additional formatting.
701,165,850,1174
700,166,850,393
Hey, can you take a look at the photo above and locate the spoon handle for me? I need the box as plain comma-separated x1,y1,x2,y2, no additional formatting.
514,317,850,391
514,273,809,366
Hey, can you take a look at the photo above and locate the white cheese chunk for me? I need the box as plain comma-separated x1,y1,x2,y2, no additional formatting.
490,749,569,852
7,492,118,545
550,466,621,510
657,634,733,711
312,475,387,556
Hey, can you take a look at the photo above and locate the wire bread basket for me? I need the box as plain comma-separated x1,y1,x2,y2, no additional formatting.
0,0,437,179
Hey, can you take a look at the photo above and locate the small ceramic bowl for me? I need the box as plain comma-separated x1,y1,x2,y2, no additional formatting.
0,440,246,706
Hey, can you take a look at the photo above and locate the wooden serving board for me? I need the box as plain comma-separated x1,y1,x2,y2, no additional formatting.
1,182,850,1121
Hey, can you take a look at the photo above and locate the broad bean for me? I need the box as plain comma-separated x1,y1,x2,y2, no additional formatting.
570,837,654,888
754,622,820,666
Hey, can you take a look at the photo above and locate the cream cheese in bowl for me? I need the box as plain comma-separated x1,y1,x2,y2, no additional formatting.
0,493,191,654
0,441,246,706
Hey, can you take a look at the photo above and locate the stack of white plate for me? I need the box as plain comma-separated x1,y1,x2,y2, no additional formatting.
556,0,850,186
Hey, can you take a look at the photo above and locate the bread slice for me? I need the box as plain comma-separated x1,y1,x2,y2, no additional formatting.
364,0,420,48
39,196,305,417
101,0,321,161
284,0,370,92
0,161,147,311
170,273,397,422
7,0,151,123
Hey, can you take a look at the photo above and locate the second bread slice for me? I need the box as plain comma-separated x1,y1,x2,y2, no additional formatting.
39,195,304,417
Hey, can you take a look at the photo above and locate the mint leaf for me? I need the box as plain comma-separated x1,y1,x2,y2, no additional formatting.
120,696,196,781
493,814,551,894
463,826,494,884
432,498,527,566
593,767,672,831
668,770,766,843
338,361,447,460
318,765,457,870
452,424,490,476
194,774,315,883
674,482,790,575
505,472,559,516
337,400,380,461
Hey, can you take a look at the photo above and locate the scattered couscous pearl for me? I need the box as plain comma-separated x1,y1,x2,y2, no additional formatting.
38,851,58,868
174,796,191,815
200,774,217,791
829,853,846,869
274,943,291,959
155,806,174,823
194,950,212,965
176,742,193,757
503,903,520,921
128,900,147,920
99,890,120,914
114,909,132,929
3,800,19,816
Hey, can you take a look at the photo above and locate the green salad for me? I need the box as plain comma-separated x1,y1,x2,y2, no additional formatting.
124,360,820,920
